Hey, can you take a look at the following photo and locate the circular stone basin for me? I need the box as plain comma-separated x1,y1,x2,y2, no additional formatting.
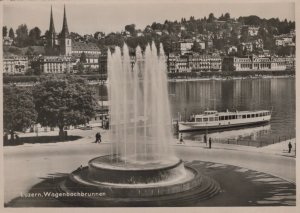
88,155,187,184
59,155,221,201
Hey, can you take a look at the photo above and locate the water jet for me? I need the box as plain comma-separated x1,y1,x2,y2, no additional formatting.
59,42,220,206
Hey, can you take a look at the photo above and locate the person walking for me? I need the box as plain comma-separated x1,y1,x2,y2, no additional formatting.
95,132,101,143
179,134,184,144
204,134,207,144
209,137,212,149
98,132,102,143
288,141,292,153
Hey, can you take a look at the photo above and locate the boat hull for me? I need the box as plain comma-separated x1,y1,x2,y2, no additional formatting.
178,119,270,132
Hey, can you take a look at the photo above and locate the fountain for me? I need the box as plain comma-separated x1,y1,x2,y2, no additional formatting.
59,42,220,206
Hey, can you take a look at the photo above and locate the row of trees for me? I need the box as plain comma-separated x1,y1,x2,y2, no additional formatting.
3,76,97,141
2,26,15,38
3,24,42,47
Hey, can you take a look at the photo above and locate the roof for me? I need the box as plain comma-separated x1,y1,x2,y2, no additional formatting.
72,42,101,52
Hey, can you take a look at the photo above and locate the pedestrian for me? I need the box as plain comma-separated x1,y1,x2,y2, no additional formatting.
288,141,292,153
98,132,102,143
95,132,100,143
204,134,207,144
209,137,212,149
179,134,184,143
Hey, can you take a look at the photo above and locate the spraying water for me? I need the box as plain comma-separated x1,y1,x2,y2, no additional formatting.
108,42,176,164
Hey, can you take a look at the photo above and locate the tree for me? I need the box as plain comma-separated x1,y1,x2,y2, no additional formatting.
33,76,97,138
77,62,85,74
94,31,105,40
9,28,15,39
125,24,136,35
28,27,41,46
208,13,216,23
80,52,87,63
3,86,37,141
191,41,202,53
15,24,29,47
3,26,8,37
224,13,231,21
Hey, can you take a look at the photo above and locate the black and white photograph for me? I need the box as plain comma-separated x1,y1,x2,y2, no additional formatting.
1,0,298,210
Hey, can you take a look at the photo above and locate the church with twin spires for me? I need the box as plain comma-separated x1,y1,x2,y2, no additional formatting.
46,6,72,56
38,6,101,74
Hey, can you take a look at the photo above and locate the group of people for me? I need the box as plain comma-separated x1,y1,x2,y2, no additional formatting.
179,133,212,148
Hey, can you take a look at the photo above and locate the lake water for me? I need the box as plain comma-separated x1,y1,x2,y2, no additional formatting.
92,77,295,146
168,77,295,146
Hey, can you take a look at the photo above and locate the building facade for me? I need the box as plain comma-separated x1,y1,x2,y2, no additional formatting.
167,54,222,73
222,55,294,71
3,56,29,75
31,56,73,74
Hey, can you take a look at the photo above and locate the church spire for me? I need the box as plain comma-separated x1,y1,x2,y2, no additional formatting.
49,6,55,34
61,5,69,38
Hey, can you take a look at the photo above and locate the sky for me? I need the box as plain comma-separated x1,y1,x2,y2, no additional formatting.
2,0,295,36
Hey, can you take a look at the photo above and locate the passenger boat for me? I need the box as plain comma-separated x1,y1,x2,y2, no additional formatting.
178,110,271,132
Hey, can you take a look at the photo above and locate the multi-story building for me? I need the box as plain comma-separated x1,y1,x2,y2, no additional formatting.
3,36,13,46
187,54,222,72
167,53,178,73
172,39,194,55
222,55,294,71
3,56,28,75
72,42,101,70
239,42,253,52
167,54,222,73
275,35,294,47
31,55,73,74
243,26,260,36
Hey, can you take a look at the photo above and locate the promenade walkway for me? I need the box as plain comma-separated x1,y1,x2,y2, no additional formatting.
3,127,296,204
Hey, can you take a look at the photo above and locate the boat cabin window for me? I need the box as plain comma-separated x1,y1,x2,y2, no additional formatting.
242,115,246,119
219,116,224,121
195,118,202,122
203,118,208,122
204,111,217,115
215,117,219,121
238,115,242,119
251,114,255,118
225,116,229,120
247,114,250,118
209,117,214,121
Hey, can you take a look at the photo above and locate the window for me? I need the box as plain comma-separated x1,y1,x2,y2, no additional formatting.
215,117,219,121
247,114,250,118
251,114,255,118
203,118,208,122
196,118,202,122
209,117,214,121
225,116,229,120
219,116,224,120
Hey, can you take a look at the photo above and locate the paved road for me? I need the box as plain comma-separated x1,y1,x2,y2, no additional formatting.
3,139,295,204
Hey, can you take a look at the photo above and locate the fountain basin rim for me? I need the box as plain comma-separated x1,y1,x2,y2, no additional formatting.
88,155,182,171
